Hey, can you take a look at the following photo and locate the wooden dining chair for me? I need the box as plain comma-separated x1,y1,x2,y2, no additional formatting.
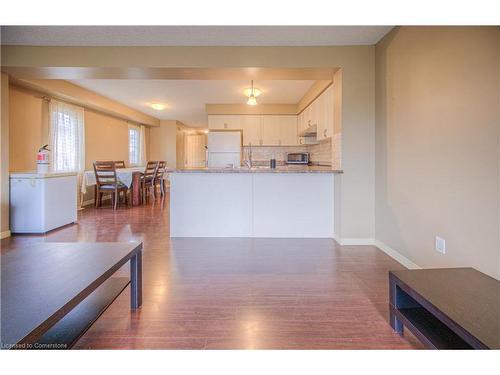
154,161,167,197
141,161,159,203
93,160,129,210
114,160,126,168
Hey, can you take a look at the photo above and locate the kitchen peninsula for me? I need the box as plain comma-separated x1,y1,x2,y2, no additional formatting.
169,166,342,238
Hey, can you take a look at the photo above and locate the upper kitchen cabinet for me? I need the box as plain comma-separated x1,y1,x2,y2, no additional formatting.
241,115,262,146
262,116,281,146
297,84,334,141
262,115,298,146
278,116,298,146
317,85,334,141
208,114,298,146
208,115,242,130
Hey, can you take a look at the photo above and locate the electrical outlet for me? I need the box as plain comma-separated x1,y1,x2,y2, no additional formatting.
435,236,446,254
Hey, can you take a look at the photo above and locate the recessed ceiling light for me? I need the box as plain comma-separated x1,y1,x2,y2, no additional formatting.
151,103,166,110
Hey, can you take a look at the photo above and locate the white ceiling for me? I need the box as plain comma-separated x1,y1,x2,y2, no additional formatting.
71,79,316,127
1,26,393,46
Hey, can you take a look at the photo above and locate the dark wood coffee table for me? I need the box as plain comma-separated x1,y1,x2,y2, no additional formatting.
389,268,500,349
1,242,142,349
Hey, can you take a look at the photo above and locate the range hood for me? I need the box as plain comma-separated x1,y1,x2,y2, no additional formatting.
299,124,317,137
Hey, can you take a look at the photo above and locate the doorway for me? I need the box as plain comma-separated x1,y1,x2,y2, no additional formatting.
185,134,207,167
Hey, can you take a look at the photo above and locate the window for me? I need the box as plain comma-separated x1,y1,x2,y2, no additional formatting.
129,126,140,165
49,100,85,172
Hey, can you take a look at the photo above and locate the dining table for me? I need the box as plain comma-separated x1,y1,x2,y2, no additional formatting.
81,166,145,207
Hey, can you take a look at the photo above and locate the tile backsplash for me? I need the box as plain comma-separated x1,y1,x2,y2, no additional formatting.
306,138,332,166
242,137,335,167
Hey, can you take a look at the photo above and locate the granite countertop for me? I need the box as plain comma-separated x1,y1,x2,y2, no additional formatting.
168,166,343,174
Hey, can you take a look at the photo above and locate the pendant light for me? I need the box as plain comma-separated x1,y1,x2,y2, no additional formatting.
246,80,258,106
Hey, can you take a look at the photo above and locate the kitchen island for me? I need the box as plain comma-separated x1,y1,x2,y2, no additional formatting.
169,166,342,238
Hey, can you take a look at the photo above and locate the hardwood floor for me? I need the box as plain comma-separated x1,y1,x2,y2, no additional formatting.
1,193,422,349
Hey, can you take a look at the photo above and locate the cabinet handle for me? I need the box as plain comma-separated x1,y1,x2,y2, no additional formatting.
324,129,327,137
224,123,228,128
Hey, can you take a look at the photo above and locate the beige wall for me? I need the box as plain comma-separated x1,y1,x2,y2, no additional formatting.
9,86,43,171
149,120,178,168
11,78,159,127
1,73,9,237
375,26,500,278
9,84,152,172
206,104,297,115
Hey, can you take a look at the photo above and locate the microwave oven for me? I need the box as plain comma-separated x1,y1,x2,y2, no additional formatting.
286,152,309,165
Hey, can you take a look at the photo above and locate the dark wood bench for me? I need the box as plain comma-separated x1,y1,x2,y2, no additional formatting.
389,268,500,349
1,242,142,349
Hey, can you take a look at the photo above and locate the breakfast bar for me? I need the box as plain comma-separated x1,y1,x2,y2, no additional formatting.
169,166,342,238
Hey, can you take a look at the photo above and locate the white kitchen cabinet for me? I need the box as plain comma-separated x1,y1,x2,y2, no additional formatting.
208,115,242,130
209,114,299,146
297,111,305,134
317,86,334,140
279,116,298,146
241,115,262,146
262,116,281,146
303,105,312,130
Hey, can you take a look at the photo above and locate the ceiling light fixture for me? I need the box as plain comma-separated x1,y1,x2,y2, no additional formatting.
245,80,260,106
151,103,166,110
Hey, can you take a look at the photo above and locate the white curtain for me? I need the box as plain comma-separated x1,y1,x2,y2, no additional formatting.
139,125,147,166
49,100,85,206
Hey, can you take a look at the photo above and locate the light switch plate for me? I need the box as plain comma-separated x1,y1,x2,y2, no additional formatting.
435,236,446,254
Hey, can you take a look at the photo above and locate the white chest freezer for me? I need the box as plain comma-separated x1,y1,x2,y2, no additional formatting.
9,172,78,234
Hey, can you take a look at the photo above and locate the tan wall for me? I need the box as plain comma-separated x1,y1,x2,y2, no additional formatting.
206,104,297,115
149,120,178,168
11,78,159,127
176,126,186,169
9,84,152,172
9,86,43,171
1,73,10,237
375,26,500,278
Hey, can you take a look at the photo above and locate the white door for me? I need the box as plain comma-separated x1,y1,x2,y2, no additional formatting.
186,134,207,167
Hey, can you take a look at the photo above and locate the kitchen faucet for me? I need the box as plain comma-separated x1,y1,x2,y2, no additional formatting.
244,143,253,168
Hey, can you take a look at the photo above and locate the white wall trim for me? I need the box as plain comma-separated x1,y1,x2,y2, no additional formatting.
1,230,11,239
373,239,421,270
335,237,420,270
337,238,375,246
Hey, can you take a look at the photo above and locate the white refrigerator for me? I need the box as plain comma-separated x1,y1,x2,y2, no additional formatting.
10,172,78,233
207,131,242,168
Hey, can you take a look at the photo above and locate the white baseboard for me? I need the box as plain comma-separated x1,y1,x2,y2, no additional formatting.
1,230,11,239
373,239,421,270
335,236,420,270
337,238,375,246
